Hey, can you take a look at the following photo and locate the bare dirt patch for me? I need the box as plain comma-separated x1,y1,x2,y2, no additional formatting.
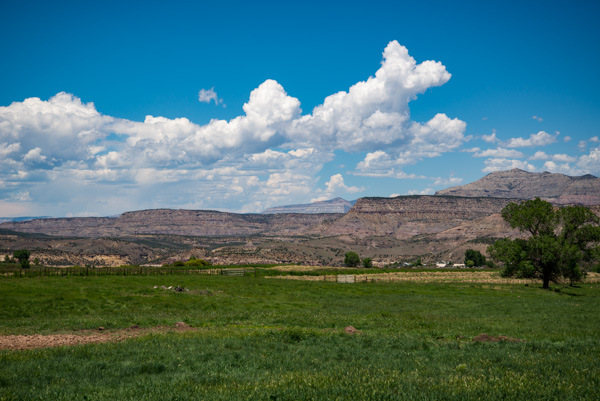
344,325,362,335
472,333,524,343
0,323,196,351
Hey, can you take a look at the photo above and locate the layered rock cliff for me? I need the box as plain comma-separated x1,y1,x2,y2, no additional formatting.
315,195,519,239
0,209,342,238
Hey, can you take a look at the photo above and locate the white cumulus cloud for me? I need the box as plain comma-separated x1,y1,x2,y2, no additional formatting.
481,131,498,143
542,161,582,175
577,146,600,174
286,41,463,153
0,41,467,215
505,131,558,148
198,87,223,105
482,158,536,173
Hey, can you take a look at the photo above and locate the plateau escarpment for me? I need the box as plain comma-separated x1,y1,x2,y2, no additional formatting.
0,209,342,238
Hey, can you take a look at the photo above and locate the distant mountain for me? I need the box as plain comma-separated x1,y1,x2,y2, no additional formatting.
0,216,51,224
261,198,356,214
435,169,600,205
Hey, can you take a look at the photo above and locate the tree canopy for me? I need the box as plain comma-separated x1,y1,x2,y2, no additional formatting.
344,252,360,267
13,249,31,269
488,198,600,288
464,249,486,267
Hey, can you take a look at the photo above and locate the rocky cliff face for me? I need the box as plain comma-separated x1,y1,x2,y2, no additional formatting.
261,198,355,214
0,209,341,238
436,169,600,205
315,196,519,239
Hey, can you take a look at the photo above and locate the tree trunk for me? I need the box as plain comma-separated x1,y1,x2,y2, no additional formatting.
542,274,550,289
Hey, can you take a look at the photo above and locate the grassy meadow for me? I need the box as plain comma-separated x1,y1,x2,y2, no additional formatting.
1,273,599,400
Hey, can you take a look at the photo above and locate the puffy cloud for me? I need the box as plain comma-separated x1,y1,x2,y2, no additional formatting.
0,92,112,165
529,150,549,160
106,79,302,168
354,151,427,178
553,154,577,163
542,161,582,175
198,87,223,105
312,174,363,202
577,146,600,173
505,131,557,148
407,113,466,154
481,131,498,143
433,176,463,186
473,147,525,158
0,41,465,215
286,41,463,153
325,174,362,194
353,115,465,177
482,158,536,173
528,151,576,163
563,135,572,142
23,147,48,164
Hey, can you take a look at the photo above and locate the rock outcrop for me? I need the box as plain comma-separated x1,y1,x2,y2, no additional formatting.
436,169,600,205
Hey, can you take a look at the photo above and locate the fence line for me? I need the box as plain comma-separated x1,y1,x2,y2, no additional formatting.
3,267,599,284
0,267,250,278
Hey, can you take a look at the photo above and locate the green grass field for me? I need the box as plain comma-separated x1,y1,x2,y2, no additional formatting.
1,274,599,400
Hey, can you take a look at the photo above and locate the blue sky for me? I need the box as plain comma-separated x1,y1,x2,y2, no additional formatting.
1,0,599,217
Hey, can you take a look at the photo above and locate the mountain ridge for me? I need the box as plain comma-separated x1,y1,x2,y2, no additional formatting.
435,168,600,205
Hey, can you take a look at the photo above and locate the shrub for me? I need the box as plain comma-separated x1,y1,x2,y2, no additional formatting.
184,258,212,267
362,258,373,268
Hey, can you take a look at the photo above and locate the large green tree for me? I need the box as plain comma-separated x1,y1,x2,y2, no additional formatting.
13,249,31,269
344,251,360,267
488,198,600,288
464,249,486,267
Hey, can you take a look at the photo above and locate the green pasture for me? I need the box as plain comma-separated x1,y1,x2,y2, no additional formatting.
1,274,599,400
